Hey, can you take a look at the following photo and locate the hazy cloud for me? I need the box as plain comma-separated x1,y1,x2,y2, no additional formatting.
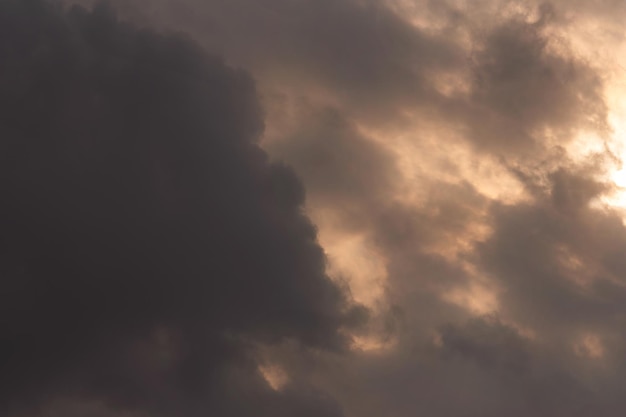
7,0,626,416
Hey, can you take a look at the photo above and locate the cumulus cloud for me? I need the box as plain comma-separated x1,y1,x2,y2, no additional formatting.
9,0,626,416
0,1,362,416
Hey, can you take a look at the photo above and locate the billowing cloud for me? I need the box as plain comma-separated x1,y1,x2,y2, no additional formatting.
461,13,608,154
9,0,626,416
0,1,361,416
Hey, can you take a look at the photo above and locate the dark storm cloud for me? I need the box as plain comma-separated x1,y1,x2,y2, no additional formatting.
434,315,605,417
73,0,610,152
67,0,466,126
478,166,626,341
8,0,626,417
0,1,360,416
458,12,608,155
307,314,604,417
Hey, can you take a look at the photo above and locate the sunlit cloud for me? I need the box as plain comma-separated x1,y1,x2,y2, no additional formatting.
11,0,626,416
259,364,289,391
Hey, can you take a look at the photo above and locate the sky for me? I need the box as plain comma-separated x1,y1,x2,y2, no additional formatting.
4,0,626,416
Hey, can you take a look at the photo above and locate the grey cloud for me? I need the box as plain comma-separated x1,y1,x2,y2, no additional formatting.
0,1,360,416
435,316,602,417
459,14,608,154
267,107,400,231
7,0,626,416
438,316,531,374
550,168,610,213
67,0,465,126
475,165,626,377
306,160,626,416
72,0,610,152
306,314,601,417
215,2,620,415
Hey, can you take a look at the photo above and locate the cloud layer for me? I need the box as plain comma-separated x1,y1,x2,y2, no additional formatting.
7,0,626,416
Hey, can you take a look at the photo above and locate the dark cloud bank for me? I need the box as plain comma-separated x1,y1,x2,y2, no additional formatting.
6,1,626,417
0,1,361,416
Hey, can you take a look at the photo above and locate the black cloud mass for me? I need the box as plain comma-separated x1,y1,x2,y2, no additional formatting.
0,1,357,416
8,0,626,416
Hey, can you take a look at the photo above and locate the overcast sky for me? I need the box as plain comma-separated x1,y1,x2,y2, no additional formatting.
4,0,626,416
